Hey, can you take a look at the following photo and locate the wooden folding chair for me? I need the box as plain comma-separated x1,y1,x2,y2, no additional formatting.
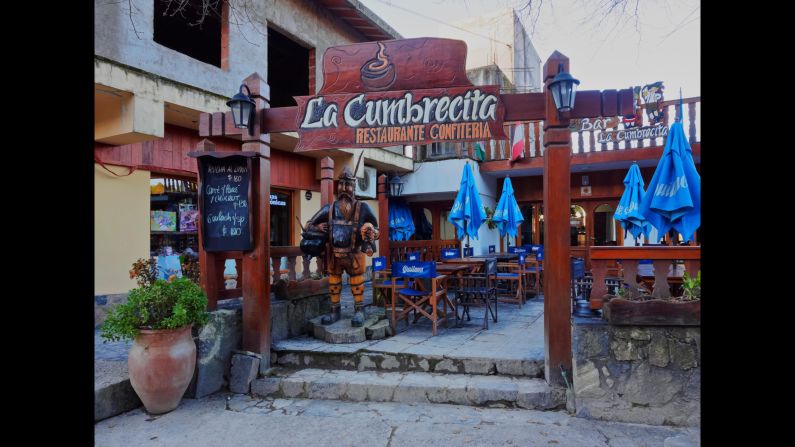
495,259,525,306
393,261,452,336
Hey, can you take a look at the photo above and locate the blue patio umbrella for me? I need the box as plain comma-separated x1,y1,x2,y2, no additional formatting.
639,121,701,242
492,177,524,241
614,163,653,242
388,199,415,241
449,163,486,241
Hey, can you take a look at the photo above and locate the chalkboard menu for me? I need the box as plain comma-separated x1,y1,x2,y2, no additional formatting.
198,155,253,252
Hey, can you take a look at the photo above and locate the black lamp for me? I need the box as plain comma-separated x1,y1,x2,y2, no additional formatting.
388,174,404,197
226,84,255,133
547,63,580,113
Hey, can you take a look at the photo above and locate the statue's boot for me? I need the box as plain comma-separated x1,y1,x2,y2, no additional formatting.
351,302,365,327
321,303,341,325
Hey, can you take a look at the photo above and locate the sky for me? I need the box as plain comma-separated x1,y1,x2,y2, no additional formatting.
358,0,700,98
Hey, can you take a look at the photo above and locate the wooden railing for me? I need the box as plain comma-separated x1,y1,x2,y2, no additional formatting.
269,246,328,301
589,246,701,308
412,96,701,163
390,239,462,263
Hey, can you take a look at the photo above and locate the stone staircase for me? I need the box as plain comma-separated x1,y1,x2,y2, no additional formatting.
251,368,565,410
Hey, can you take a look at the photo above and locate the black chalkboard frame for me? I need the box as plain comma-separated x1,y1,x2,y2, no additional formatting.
192,151,259,253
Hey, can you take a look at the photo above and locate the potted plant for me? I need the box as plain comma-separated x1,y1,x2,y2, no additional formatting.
483,206,498,230
603,270,700,326
101,258,209,414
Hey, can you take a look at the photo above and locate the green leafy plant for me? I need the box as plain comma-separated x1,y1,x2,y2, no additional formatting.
102,263,209,342
483,206,498,230
681,270,701,301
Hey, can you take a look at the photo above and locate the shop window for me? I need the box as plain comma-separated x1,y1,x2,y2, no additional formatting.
270,189,292,246
150,176,199,257
268,27,309,107
153,0,223,68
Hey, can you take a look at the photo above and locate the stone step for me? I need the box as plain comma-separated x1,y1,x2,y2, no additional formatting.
273,344,544,378
251,368,565,410
95,360,142,421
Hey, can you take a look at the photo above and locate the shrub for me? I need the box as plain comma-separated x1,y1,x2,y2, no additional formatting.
101,277,209,342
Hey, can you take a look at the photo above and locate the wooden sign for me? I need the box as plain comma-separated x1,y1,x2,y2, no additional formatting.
598,124,668,144
294,38,506,151
197,155,254,252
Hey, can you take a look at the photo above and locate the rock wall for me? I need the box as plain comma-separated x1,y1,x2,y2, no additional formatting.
571,318,700,427
94,293,129,328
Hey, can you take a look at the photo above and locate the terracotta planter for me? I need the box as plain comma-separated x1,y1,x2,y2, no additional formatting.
603,298,700,326
128,325,196,414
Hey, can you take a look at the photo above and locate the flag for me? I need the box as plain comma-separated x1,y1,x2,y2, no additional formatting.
474,141,486,161
510,123,524,163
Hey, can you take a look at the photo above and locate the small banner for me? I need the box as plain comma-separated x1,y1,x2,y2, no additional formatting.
392,261,437,278
488,245,496,253
372,256,386,271
408,252,420,261
441,248,459,259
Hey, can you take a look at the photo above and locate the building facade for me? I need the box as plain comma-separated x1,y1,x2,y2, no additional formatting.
94,0,410,299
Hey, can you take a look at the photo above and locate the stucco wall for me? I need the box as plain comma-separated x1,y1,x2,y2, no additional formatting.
95,164,151,295
402,158,500,255
94,0,266,97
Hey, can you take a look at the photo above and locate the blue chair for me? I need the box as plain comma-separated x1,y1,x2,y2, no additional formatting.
393,261,451,336
524,246,543,291
372,257,411,318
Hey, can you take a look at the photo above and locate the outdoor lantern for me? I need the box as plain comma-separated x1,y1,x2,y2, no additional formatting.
226,84,256,132
547,63,580,113
388,174,404,197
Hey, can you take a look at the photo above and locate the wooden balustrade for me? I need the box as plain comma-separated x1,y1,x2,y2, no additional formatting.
390,239,461,263
269,245,328,300
589,246,701,309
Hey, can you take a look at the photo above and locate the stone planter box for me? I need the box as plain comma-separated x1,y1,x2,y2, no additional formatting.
603,298,700,326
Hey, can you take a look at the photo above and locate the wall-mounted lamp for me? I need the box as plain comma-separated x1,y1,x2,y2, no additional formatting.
388,173,404,197
226,84,255,134
547,64,580,113
305,191,312,201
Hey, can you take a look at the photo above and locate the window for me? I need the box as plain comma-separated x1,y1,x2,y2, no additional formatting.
268,27,309,107
149,176,199,256
429,142,458,157
153,0,223,67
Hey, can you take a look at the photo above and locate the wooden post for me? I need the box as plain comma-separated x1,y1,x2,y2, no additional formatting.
377,174,390,267
542,51,573,387
196,139,219,311
320,157,335,207
239,73,271,359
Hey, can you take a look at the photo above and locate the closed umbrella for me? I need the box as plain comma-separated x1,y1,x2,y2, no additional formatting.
614,163,653,243
389,199,415,241
449,163,486,242
639,121,701,242
492,177,524,244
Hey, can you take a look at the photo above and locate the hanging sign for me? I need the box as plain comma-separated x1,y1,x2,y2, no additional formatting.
196,155,254,252
294,38,506,151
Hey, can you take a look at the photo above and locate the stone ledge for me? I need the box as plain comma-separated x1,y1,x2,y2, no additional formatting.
94,360,141,421
251,368,565,410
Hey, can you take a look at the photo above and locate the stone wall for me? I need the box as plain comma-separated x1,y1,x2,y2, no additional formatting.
94,293,129,328
272,294,331,342
571,318,700,427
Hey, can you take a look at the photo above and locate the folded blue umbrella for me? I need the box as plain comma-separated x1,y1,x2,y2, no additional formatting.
388,199,415,241
449,163,486,240
614,163,653,241
492,176,524,239
639,121,701,242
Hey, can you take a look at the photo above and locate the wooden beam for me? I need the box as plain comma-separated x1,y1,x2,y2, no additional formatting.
542,51,572,388
377,174,390,267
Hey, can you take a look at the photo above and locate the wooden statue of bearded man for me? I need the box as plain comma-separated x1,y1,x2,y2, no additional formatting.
302,165,379,326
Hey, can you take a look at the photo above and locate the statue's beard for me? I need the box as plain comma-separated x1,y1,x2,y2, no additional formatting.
338,195,353,219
